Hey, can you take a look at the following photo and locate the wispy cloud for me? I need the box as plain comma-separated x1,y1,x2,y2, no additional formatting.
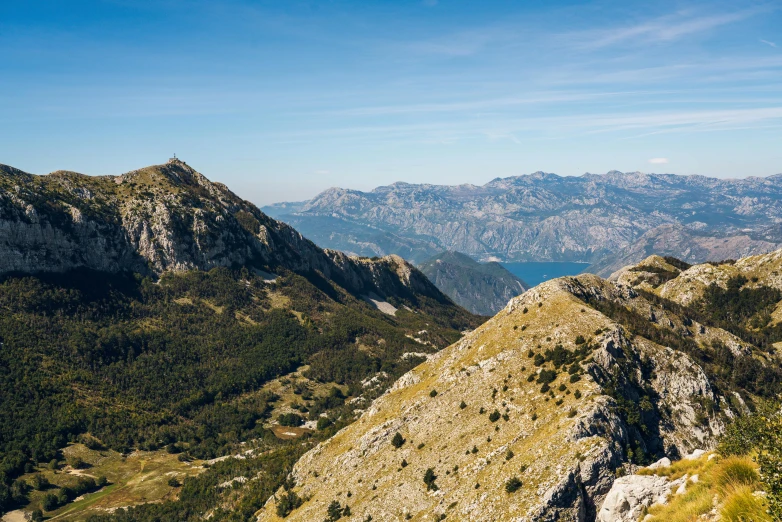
648,158,669,164
269,106,782,143
572,8,765,50
761,39,778,48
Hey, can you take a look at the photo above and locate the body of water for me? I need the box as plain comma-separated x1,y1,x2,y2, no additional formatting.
502,261,591,288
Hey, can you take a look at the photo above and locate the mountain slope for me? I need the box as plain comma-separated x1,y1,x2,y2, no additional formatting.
267,171,782,266
257,252,782,522
590,223,781,277
418,251,529,315
0,160,481,518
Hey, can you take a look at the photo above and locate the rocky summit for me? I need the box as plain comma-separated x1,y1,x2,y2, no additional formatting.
0,159,455,305
257,250,782,521
263,171,782,269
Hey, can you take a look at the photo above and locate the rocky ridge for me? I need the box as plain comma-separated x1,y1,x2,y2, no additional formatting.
263,171,782,267
256,250,782,521
0,160,452,307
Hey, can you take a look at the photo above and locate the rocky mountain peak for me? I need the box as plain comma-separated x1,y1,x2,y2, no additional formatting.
0,161,456,310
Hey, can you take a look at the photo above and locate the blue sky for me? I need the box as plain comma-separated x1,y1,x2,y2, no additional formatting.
1,0,781,204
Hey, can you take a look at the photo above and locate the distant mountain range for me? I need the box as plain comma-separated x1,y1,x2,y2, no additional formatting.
418,251,529,316
262,171,782,273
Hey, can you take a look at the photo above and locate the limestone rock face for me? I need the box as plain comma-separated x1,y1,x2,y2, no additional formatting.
597,474,680,522
0,161,452,307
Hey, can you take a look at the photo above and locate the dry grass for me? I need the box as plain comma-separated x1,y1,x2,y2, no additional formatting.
720,484,771,521
645,454,769,522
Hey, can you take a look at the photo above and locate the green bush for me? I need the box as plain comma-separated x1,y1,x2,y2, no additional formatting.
278,413,305,427
505,477,523,493
391,432,406,449
317,417,333,430
276,490,303,518
423,468,438,491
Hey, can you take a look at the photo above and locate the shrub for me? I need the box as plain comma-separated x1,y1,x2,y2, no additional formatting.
569,374,581,383
429,389,438,398
277,490,303,518
505,477,523,493
423,468,438,491
167,477,181,487
325,500,345,521
489,410,501,422
540,383,550,393
317,417,333,430
278,412,305,427
42,493,58,511
30,474,50,491
537,369,557,384
574,389,582,399
575,335,586,345
459,401,467,409
533,354,545,366
505,450,514,461
68,456,86,469
391,432,405,449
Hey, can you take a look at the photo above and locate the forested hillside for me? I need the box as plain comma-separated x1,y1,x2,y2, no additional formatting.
0,161,480,518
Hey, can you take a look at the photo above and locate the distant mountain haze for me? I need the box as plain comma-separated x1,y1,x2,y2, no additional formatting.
418,251,529,316
263,171,782,272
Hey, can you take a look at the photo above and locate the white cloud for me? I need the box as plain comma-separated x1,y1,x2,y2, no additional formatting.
761,39,778,48
573,8,764,50
648,158,669,164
